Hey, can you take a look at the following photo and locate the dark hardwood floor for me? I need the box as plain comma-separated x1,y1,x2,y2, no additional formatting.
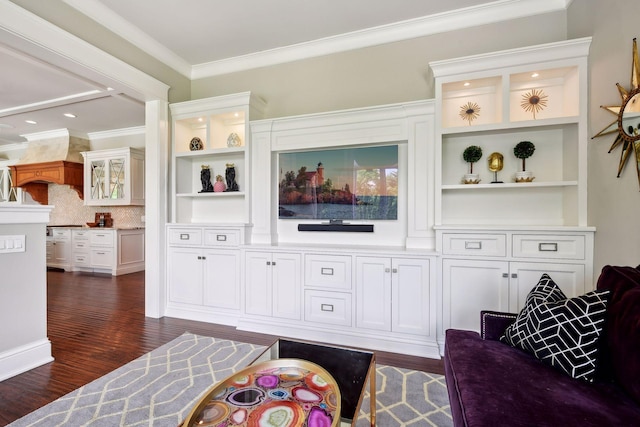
0,270,444,425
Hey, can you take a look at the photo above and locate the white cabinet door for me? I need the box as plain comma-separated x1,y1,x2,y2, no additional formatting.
167,247,203,305
392,258,431,335
245,251,272,316
204,249,241,310
442,259,509,333
356,257,392,331
272,252,301,320
509,262,585,311
245,251,301,319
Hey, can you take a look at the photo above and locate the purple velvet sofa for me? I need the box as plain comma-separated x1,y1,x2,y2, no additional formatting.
444,265,640,427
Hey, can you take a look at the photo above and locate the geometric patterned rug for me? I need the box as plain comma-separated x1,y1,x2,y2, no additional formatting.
7,333,452,426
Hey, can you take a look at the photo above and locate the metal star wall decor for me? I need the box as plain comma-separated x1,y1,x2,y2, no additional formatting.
592,38,640,188
460,101,481,125
521,88,548,119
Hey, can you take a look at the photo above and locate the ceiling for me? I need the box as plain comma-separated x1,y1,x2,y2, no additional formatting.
0,0,567,147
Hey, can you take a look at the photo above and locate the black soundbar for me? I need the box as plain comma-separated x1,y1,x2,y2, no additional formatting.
297,223,374,232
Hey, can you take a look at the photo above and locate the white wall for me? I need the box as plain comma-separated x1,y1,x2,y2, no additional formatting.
568,0,640,274
0,206,53,381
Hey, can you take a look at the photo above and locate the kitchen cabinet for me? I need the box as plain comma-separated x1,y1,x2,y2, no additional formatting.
244,251,301,320
71,228,145,275
355,256,432,336
48,228,71,270
81,147,144,206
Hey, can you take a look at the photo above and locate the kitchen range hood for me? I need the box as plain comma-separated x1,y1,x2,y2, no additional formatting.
10,129,88,205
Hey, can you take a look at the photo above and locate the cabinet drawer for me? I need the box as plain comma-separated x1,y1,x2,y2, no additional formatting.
305,290,352,327
90,230,115,247
91,248,114,268
73,241,90,252
203,228,240,247
305,254,352,290
442,233,507,257
73,253,90,267
52,229,71,241
512,234,585,260
168,228,203,246
72,230,90,240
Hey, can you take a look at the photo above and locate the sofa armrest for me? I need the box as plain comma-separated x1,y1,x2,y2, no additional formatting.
481,311,518,340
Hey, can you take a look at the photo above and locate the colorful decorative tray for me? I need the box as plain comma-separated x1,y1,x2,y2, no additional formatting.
180,358,341,427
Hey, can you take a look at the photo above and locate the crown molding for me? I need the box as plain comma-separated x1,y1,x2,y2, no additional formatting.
87,126,146,140
192,0,569,79
63,0,192,78
0,0,169,101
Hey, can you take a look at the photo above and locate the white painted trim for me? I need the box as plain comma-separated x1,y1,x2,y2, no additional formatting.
0,205,52,223
0,338,53,382
430,37,592,77
192,0,569,78
20,128,72,141
60,0,570,79
0,0,169,101
88,126,146,140
62,0,192,78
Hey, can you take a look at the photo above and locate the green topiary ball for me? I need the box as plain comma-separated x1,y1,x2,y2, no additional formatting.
463,145,483,163
514,141,535,159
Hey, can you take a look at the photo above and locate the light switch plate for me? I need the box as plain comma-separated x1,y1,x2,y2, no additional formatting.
0,235,26,253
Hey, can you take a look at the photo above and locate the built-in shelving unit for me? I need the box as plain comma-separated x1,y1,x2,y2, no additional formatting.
430,38,596,352
170,92,266,224
432,38,591,227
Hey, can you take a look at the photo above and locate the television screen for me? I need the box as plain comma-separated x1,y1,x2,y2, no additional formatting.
278,145,398,220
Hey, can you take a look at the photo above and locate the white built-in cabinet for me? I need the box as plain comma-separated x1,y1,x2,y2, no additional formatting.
164,39,597,359
356,257,432,336
431,38,595,350
81,147,144,206
244,251,302,320
166,225,246,324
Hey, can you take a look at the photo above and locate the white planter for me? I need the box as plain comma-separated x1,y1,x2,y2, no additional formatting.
462,173,480,184
515,171,534,182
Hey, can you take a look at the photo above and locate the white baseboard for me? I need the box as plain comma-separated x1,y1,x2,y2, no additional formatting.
0,338,53,382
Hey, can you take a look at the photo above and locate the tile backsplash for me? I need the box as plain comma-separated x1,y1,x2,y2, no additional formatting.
47,184,145,228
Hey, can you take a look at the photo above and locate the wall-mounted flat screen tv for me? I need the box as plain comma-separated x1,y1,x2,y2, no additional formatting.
278,145,398,220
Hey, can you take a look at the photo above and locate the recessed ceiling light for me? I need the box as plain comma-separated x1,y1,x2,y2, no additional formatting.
234,112,239,117
64,113,77,118
198,117,203,122
531,73,539,78
463,82,471,87
25,120,37,125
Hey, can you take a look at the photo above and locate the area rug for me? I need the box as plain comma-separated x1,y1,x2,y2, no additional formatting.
8,333,452,427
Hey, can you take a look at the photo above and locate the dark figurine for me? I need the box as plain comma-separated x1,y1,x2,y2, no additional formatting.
225,163,239,192
199,165,213,192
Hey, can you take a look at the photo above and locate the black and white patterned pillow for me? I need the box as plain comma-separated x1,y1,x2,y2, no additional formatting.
501,274,609,382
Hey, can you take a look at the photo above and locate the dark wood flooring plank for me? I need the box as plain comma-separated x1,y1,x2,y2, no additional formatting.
0,270,444,425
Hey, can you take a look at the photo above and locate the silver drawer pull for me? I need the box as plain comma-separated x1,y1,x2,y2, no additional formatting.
321,267,334,275
538,242,558,252
502,273,509,278
96,234,106,237
216,234,227,241
97,252,106,255
465,241,482,250
180,233,190,240
321,304,334,312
